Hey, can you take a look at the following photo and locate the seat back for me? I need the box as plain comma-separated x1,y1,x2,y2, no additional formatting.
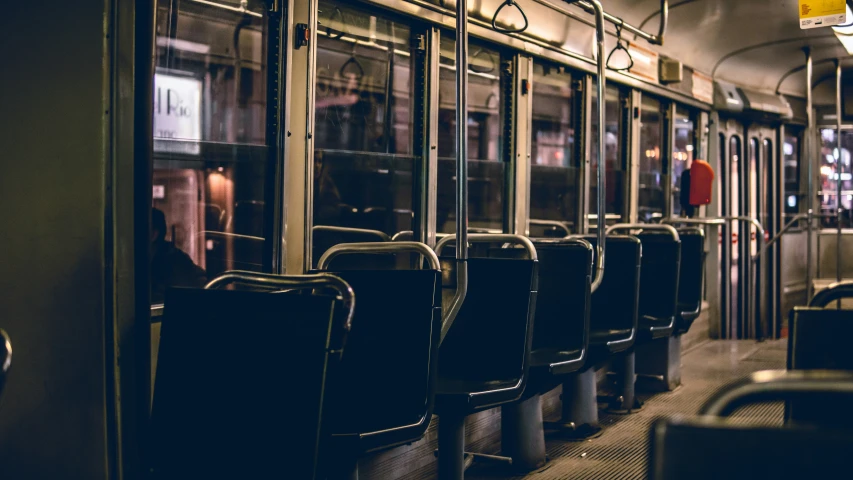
635,232,681,332
150,287,344,480
320,268,441,452
675,227,706,333
585,235,641,351
788,307,853,427
438,254,538,403
1,328,10,400
312,226,392,269
649,418,853,480
529,239,593,372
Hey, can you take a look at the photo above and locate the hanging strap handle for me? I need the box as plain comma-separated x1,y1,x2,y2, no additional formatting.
491,0,529,34
606,22,634,72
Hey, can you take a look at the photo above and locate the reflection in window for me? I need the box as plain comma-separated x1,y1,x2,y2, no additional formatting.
784,131,801,220
313,1,417,255
818,128,853,227
530,63,576,235
152,0,271,302
638,95,664,223
590,83,623,223
437,38,505,233
671,106,696,217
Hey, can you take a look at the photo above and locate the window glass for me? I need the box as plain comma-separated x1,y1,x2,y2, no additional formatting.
818,128,853,228
783,131,801,221
671,106,696,217
590,83,623,224
313,1,417,249
530,62,576,235
437,37,505,233
152,0,271,303
638,95,664,223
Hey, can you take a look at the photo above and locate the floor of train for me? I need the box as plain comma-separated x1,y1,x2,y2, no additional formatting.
400,339,787,480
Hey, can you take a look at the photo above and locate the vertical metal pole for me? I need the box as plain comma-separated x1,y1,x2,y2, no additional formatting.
589,0,607,292
805,48,814,302
836,60,843,299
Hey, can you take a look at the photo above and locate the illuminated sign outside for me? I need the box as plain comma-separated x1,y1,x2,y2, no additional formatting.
154,73,202,155
799,0,847,29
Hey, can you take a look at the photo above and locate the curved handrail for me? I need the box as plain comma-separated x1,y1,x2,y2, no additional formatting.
317,241,441,271
606,223,680,242
391,230,414,242
312,225,391,242
204,271,356,332
809,280,853,307
435,233,538,261
700,369,853,417
1,328,11,376
529,219,571,238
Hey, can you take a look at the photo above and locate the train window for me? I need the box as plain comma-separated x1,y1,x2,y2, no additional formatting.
638,95,665,223
671,106,696,217
151,0,272,303
818,129,853,228
314,1,418,239
590,83,624,222
783,130,801,221
529,62,576,233
437,38,506,233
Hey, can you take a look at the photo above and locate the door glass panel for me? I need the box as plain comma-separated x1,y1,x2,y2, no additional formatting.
530,62,576,235
749,137,759,255
638,95,664,223
437,38,505,233
314,1,418,250
590,83,623,224
818,128,853,228
784,130,801,222
672,106,696,217
152,0,271,303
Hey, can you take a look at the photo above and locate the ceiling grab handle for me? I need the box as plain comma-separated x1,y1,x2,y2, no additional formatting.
438,0,470,345
565,0,607,293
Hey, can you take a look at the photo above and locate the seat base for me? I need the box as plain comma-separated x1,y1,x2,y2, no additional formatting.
636,335,682,392
547,367,601,440
500,394,548,472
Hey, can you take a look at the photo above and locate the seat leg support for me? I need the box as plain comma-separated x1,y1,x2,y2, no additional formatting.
438,412,466,480
636,335,682,392
608,350,639,414
501,394,547,472
544,368,601,439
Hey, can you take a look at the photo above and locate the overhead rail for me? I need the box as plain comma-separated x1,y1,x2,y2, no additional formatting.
662,216,767,340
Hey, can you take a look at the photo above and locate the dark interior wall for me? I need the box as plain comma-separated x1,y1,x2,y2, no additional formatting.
0,1,110,478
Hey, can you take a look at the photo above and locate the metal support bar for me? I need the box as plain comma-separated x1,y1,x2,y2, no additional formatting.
606,223,680,242
836,60,843,300
806,48,815,303
439,0,470,346
317,242,441,271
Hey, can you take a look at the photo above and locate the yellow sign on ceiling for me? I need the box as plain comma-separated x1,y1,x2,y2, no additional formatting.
799,0,847,29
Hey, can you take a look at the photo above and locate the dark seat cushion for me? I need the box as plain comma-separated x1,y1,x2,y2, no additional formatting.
635,233,681,341
675,228,705,333
151,288,340,480
436,256,538,414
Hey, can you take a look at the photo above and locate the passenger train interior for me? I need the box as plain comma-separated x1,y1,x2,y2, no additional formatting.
5,0,853,478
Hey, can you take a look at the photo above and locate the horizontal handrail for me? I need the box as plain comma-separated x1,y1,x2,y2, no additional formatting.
809,280,853,307
435,233,538,261
606,223,680,242
317,241,441,271
700,369,853,417
205,271,356,332
529,219,571,237
313,225,391,241
391,231,414,242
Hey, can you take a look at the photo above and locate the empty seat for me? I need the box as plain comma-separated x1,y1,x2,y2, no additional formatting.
674,227,706,334
650,369,853,480
150,273,353,480
499,238,593,471
1,328,10,399
434,235,538,480
635,232,681,340
788,281,853,428
314,243,442,476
